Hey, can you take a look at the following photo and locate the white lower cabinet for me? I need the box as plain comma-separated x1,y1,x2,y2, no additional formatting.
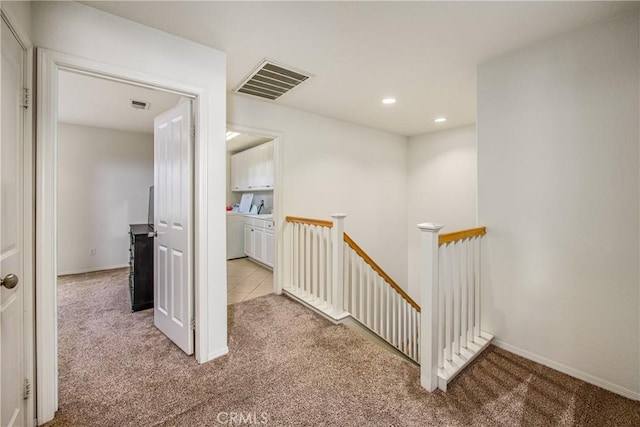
244,224,254,258
244,216,275,268
264,231,275,266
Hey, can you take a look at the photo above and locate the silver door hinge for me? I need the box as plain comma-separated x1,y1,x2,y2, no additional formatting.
190,319,196,330
23,88,31,109
191,124,196,137
24,378,31,400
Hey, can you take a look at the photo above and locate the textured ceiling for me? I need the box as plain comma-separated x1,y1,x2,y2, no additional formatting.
58,71,181,134
86,1,638,136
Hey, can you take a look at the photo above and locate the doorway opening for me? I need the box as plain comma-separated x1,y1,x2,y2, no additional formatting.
225,129,277,304
55,69,196,411
37,43,227,423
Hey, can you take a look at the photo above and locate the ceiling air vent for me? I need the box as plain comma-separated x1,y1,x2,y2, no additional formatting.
130,99,150,110
235,60,312,101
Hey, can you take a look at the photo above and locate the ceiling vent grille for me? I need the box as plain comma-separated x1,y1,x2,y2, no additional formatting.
235,60,312,101
130,99,150,110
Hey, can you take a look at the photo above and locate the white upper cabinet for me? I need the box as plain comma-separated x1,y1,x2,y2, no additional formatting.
230,153,244,191
231,141,274,192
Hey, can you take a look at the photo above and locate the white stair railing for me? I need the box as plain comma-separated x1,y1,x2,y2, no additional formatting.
418,224,493,392
285,215,345,318
343,234,420,362
283,215,492,389
283,214,420,362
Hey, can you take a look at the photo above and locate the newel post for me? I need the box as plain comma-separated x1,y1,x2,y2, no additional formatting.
331,213,347,317
418,222,443,392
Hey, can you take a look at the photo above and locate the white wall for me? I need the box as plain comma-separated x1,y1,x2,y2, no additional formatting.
228,95,409,285
57,124,153,275
478,13,640,398
1,1,31,39
407,125,477,299
32,4,227,416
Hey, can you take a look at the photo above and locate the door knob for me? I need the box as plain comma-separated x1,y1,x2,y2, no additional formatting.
1,273,19,289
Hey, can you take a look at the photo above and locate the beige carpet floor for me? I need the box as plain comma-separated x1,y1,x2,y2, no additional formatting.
47,268,640,426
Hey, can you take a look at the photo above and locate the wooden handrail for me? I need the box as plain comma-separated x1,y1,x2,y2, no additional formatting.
285,215,420,312
285,216,333,228
343,233,421,313
439,226,486,245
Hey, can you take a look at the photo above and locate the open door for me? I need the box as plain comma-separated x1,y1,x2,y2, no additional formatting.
153,101,194,354
1,16,27,427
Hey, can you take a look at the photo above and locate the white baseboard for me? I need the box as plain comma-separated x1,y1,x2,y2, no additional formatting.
492,339,640,401
57,264,129,276
207,346,229,362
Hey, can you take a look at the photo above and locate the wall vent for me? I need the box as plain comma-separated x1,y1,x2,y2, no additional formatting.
234,60,312,101
130,99,150,110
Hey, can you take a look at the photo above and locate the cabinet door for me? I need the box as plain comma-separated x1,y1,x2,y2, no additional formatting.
244,224,254,257
231,151,249,191
265,230,275,267
256,141,274,189
246,147,260,190
254,227,265,262
231,153,241,191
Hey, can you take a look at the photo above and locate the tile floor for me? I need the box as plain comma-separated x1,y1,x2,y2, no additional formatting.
227,257,274,304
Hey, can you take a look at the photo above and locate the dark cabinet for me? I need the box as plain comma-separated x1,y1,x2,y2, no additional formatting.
129,224,154,312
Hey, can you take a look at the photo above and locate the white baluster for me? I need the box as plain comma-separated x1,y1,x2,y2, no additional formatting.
461,239,468,348
342,246,351,312
474,236,481,339
319,227,325,303
417,222,443,392
467,238,473,344
393,294,400,348
292,223,299,291
300,224,305,293
438,245,445,369
384,286,395,341
400,295,404,350
358,256,364,320
304,225,311,296
350,248,356,314
391,292,397,347
330,213,347,317
365,263,369,324
453,242,460,355
372,274,377,334
408,301,414,359
415,310,420,361
326,230,332,306
380,278,385,337
445,243,453,362
309,225,318,299
380,279,384,337
282,221,291,294
298,225,303,294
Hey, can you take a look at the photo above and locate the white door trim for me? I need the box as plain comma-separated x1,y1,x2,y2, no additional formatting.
0,6,35,427
36,48,213,423
226,123,284,294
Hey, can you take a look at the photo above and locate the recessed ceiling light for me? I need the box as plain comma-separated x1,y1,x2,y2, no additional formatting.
382,98,396,105
434,117,447,123
226,131,240,141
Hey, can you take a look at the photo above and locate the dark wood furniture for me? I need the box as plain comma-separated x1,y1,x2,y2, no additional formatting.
129,224,154,312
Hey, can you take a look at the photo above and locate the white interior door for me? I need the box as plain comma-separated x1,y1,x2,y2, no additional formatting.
1,16,27,427
153,101,194,354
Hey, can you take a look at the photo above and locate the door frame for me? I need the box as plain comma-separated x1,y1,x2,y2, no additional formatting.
226,123,284,294
0,7,35,427
36,49,213,422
